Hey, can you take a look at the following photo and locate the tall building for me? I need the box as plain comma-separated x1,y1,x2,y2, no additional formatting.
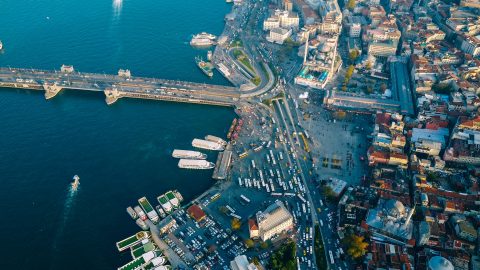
256,201,293,241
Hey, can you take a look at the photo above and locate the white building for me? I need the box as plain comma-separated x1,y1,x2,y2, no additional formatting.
263,17,280,31
267,28,292,44
461,35,480,57
230,255,259,270
349,23,361,37
256,201,293,241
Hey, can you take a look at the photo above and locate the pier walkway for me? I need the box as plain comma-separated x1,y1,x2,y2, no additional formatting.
0,67,240,106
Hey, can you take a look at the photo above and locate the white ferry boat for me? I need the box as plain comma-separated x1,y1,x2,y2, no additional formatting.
172,149,207,159
192,138,224,151
193,32,216,40
134,206,147,221
205,135,227,146
190,38,216,47
178,159,215,169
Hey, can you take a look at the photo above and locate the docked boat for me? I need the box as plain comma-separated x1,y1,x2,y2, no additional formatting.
205,135,227,146
173,190,184,203
195,56,214,77
157,195,173,213
116,231,150,252
178,159,215,169
172,149,207,160
207,51,213,61
190,37,216,47
71,175,80,192
194,32,216,40
155,205,167,218
190,32,217,47
136,218,149,230
165,190,180,208
227,118,237,139
127,206,138,219
138,197,159,223
192,138,224,151
134,205,147,221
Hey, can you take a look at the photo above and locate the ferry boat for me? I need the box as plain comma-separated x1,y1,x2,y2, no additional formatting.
205,135,227,146
178,159,215,169
227,118,237,139
165,190,180,208
71,175,80,192
190,37,216,47
155,205,167,218
207,51,213,61
136,218,149,230
138,197,159,223
126,206,138,219
190,32,217,47
157,195,173,213
134,206,147,221
116,231,150,252
193,32,216,40
192,138,224,151
172,149,207,159
173,190,184,203
0,41,3,50
195,56,214,77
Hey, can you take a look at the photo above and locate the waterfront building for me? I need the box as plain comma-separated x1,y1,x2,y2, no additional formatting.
248,219,259,239
256,201,293,241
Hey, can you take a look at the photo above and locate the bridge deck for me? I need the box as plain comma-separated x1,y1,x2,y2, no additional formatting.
0,67,241,106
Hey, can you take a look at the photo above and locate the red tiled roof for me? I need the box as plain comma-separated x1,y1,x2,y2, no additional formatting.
187,205,206,222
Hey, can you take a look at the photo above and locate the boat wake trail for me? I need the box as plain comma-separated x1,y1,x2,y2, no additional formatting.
113,0,123,17
50,186,79,268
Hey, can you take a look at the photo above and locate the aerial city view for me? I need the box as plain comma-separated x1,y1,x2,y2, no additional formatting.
1,0,480,269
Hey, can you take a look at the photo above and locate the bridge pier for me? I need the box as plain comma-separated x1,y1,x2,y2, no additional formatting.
43,83,63,100
105,88,120,105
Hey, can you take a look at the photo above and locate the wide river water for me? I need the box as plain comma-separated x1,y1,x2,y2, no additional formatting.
0,0,234,269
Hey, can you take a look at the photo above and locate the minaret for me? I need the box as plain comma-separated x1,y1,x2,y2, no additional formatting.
303,34,309,64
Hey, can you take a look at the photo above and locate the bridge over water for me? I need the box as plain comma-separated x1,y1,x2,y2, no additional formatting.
0,66,242,106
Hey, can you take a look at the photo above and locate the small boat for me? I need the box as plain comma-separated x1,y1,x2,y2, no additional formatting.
71,175,80,191
155,205,167,218
0,41,3,50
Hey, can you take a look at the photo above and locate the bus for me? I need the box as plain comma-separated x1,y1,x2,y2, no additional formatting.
251,160,256,169
271,192,282,197
302,203,306,214
226,205,235,213
231,213,242,220
266,154,271,164
278,152,284,160
238,178,243,187
329,251,335,264
253,145,263,152
239,151,249,159
266,141,272,148
304,130,310,140
240,194,251,203
297,194,307,203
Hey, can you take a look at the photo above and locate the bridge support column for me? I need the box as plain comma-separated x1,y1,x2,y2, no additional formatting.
105,88,120,105
43,83,63,100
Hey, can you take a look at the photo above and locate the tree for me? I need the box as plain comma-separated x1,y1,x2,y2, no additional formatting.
365,61,372,70
345,234,368,259
380,83,387,92
244,239,255,249
322,186,336,201
347,0,356,10
260,241,269,249
349,49,359,63
231,218,241,230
